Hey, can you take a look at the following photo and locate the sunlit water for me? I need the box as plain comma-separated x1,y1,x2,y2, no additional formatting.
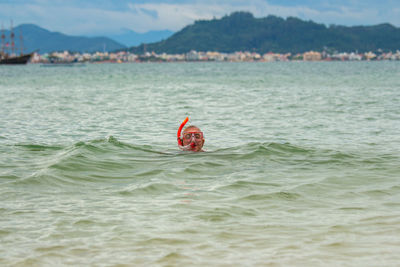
1,62,400,266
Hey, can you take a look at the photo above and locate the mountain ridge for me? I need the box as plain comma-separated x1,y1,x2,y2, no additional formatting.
1,24,126,53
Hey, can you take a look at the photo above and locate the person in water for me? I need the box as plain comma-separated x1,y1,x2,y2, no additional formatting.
177,117,205,152
181,125,205,152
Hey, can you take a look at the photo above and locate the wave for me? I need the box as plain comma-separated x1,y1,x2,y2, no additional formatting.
4,138,399,188
211,142,400,168
11,138,394,163
209,142,356,164
8,137,173,187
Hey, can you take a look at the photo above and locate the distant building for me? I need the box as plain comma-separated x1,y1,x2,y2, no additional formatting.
348,52,363,61
364,51,377,60
186,50,200,61
303,51,322,61
263,52,280,62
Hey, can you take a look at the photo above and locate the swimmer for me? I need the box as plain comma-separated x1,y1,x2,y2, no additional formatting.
177,117,205,152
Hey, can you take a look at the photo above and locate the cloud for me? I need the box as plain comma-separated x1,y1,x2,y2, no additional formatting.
139,8,158,19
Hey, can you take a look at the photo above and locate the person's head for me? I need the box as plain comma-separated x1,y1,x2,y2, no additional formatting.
181,125,205,152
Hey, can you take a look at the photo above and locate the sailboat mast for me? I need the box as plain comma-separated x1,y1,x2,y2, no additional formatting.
1,23,5,55
20,29,23,56
10,20,15,55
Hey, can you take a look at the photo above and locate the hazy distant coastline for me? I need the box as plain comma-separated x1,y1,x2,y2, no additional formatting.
2,12,400,57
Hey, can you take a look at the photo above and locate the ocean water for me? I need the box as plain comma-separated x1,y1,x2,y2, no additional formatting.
0,62,399,266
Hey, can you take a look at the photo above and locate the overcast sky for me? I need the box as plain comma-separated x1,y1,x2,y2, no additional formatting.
1,0,399,35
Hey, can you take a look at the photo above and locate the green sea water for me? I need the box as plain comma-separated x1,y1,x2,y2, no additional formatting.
1,62,400,266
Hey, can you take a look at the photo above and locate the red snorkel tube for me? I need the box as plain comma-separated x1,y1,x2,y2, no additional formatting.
177,117,189,146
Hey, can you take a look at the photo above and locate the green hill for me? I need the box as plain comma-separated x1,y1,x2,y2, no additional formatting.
128,12,400,54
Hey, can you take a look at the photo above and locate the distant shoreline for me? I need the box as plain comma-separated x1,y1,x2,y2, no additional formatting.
29,50,400,64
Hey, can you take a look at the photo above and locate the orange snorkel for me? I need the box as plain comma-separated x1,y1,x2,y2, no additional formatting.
177,117,189,146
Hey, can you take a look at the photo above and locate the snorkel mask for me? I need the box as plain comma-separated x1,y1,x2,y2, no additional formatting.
177,117,204,151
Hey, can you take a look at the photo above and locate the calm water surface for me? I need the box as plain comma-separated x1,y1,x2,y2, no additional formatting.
1,62,400,266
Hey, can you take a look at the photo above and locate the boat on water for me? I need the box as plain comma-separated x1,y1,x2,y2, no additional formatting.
0,53,33,64
0,21,33,65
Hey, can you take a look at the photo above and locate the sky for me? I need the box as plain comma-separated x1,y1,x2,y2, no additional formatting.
0,0,399,36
